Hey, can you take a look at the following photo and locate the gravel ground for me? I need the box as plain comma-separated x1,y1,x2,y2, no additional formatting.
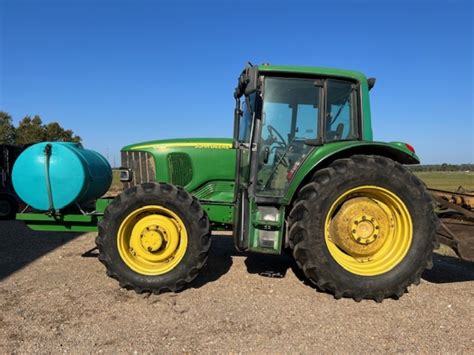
1,221,473,353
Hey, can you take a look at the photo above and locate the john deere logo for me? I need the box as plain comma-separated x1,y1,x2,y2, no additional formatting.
194,143,232,149
132,142,233,151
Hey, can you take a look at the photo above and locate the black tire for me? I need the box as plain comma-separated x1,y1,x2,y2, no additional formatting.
96,182,211,294
288,155,438,302
0,194,18,220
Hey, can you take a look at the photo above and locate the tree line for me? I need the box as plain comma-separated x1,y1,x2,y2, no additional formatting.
408,164,473,172
0,111,81,146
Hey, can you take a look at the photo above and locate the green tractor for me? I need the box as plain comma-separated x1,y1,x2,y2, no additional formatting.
17,64,438,301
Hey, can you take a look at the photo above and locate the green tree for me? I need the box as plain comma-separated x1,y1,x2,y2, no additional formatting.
14,115,81,145
44,122,81,143
0,111,16,144
15,115,46,145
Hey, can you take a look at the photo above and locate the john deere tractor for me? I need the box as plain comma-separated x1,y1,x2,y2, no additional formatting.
14,64,437,301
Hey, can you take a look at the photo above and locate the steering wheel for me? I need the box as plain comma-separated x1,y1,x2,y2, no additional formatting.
267,125,287,148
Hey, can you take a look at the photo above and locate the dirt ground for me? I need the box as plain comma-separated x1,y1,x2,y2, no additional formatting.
1,221,473,353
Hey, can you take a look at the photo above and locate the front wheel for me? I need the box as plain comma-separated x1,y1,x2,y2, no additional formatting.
96,182,211,294
288,155,438,302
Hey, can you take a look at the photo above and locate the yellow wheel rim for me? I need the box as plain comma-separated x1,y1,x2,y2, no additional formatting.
117,205,188,275
324,186,413,276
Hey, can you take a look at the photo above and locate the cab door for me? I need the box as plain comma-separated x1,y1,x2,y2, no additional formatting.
233,93,256,250
246,77,322,254
254,77,322,197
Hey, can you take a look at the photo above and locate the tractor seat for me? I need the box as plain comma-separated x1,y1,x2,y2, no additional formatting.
326,123,344,140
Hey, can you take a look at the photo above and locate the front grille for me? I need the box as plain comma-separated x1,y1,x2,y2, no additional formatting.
121,151,156,189
167,153,193,187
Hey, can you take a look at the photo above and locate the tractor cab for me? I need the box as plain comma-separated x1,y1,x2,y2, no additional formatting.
233,64,369,253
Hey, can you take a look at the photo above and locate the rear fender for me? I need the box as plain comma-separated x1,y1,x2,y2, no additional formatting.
284,141,420,204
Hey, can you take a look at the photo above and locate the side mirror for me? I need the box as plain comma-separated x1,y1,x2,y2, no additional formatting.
235,65,259,98
244,66,258,95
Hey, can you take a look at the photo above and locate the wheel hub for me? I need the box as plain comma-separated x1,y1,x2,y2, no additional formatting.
351,216,379,245
329,197,389,258
117,206,189,276
140,225,165,252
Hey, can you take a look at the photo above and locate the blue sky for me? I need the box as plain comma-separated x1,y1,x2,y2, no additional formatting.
1,0,472,165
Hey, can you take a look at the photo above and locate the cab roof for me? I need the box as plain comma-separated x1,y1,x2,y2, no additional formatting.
257,64,368,83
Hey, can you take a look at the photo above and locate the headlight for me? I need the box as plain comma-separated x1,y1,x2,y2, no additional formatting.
119,168,133,182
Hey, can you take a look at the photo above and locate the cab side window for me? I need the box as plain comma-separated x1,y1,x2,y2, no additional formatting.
325,80,357,141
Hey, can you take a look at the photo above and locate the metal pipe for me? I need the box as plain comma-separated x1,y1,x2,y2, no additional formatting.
43,143,55,214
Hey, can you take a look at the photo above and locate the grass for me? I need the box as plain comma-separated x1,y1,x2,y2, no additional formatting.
414,171,474,191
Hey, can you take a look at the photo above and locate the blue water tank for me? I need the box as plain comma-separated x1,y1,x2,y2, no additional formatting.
12,142,112,211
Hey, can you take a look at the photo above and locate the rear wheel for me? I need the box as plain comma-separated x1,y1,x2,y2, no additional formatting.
96,182,211,294
288,155,437,302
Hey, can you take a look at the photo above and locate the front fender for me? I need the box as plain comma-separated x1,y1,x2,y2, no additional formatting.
283,141,419,204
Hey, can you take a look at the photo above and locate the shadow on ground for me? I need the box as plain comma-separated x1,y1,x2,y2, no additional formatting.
422,253,474,283
245,252,294,278
80,235,240,291
241,243,474,286
189,236,239,290
192,237,308,290
2,222,473,288
0,221,82,281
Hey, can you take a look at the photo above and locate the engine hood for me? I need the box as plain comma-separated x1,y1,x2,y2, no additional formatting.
120,138,236,196
122,138,233,152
